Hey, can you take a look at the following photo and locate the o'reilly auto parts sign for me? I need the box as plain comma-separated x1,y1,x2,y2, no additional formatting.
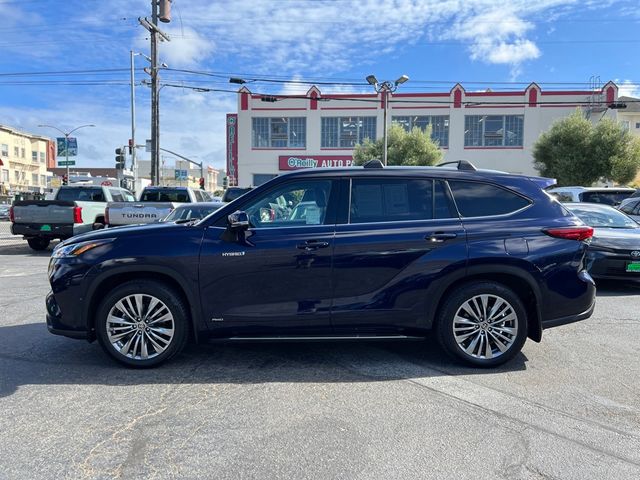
279,155,354,170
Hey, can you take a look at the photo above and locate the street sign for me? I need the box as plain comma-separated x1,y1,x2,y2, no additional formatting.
174,169,188,180
57,160,76,166
56,137,78,157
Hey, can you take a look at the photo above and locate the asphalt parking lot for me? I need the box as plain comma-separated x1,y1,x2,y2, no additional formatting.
1,240,640,479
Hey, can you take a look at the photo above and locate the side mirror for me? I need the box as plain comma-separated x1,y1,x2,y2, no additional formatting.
228,210,249,230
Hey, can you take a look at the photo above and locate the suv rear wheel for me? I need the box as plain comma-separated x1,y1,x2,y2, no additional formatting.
96,280,189,368
436,282,527,367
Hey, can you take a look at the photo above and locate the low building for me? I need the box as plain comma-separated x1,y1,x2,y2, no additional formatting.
0,124,55,197
617,96,640,136
227,81,621,187
136,160,220,192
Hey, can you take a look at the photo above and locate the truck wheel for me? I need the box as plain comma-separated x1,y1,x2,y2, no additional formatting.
93,217,105,230
96,280,190,368
436,281,527,367
27,238,50,251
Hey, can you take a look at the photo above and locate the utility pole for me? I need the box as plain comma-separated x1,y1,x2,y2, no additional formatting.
150,1,159,186
139,1,171,186
129,50,137,188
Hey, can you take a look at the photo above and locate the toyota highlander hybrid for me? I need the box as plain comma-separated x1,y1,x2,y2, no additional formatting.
46,162,596,368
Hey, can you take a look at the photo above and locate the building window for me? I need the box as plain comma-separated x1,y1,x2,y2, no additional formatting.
2,170,9,183
464,115,524,147
252,117,306,148
13,146,19,157
40,152,46,163
621,121,630,131
21,148,25,158
1,144,8,157
321,117,377,148
31,173,39,185
14,171,20,182
40,175,46,186
32,151,38,162
635,123,640,129
392,116,450,147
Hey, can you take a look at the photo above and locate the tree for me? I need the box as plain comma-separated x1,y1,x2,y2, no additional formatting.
353,124,443,166
533,110,640,186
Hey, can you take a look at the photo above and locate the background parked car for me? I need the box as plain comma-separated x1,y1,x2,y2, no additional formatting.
0,204,10,221
565,202,640,281
162,202,224,223
547,186,635,206
221,187,252,203
618,196,640,221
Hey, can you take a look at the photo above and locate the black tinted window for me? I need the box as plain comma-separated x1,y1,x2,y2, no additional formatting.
579,191,632,206
140,189,190,202
57,187,105,202
448,181,530,217
350,178,453,224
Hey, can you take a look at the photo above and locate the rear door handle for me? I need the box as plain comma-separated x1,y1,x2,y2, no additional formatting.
426,232,457,243
297,240,330,251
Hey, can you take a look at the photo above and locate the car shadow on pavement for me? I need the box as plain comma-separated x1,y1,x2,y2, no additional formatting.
595,280,640,297
0,322,528,398
0,243,56,256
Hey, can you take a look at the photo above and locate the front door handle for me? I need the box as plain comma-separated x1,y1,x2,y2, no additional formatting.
297,240,330,251
426,232,458,243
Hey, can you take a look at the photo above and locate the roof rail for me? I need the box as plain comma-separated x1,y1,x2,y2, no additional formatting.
436,160,477,171
363,159,384,169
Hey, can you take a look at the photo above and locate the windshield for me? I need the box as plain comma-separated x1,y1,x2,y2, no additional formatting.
579,191,633,206
568,205,638,229
56,187,105,202
140,189,190,202
163,204,222,222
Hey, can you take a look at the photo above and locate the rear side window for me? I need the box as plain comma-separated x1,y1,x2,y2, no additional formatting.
448,181,530,217
109,189,124,202
579,191,632,206
550,192,574,202
349,178,454,224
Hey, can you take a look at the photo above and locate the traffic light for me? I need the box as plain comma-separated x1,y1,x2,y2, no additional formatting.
115,147,126,170
62,174,68,186
199,177,205,190
128,139,133,155
223,176,229,189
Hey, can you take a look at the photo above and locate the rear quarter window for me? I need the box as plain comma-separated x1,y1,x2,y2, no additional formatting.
448,180,530,217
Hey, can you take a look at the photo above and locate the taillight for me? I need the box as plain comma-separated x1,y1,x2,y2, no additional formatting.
105,207,110,226
9,206,14,223
73,206,83,224
543,226,594,241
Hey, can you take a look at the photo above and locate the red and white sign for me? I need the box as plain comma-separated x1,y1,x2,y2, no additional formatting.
101,180,113,186
226,114,238,185
279,155,354,171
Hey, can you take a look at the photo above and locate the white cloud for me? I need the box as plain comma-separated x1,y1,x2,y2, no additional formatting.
617,80,640,98
158,27,216,68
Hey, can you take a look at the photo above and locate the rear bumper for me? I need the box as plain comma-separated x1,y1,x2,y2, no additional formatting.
11,223,89,239
541,298,595,329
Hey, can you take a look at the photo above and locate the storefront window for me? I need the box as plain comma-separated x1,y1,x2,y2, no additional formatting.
392,116,450,147
321,117,377,148
252,117,306,148
464,115,524,147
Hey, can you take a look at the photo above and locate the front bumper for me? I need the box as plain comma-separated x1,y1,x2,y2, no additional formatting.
46,291,90,340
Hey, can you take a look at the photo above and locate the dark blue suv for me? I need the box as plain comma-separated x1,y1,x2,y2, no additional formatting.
46,163,596,368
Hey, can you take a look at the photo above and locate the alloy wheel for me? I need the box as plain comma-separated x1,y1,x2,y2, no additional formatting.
452,294,518,360
106,294,175,360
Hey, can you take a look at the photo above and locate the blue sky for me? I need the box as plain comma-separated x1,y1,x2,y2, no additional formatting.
0,0,639,171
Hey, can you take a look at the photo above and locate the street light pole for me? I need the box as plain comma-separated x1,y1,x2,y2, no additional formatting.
130,50,137,187
365,74,409,166
38,124,95,180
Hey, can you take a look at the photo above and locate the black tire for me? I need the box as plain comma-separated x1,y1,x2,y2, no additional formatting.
436,281,528,367
27,238,50,251
95,280,190,368
92,222,105,230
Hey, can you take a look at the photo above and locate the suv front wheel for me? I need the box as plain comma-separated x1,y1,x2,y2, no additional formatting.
436,282,528,367
96,280,189,368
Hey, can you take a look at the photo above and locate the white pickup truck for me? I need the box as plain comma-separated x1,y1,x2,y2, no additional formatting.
106,186,211,227
10,185,135,250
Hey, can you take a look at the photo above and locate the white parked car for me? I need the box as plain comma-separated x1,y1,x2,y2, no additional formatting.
547,186,635,206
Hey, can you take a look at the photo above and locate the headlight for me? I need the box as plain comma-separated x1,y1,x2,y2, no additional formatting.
52,239,114,258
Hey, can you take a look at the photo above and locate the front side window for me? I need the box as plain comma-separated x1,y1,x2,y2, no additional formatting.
464,115,524,147
252,117,306,148
392,116,450,147
244,180,332,228
350,178,454,224
321,117,377,148
448,181,530,217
